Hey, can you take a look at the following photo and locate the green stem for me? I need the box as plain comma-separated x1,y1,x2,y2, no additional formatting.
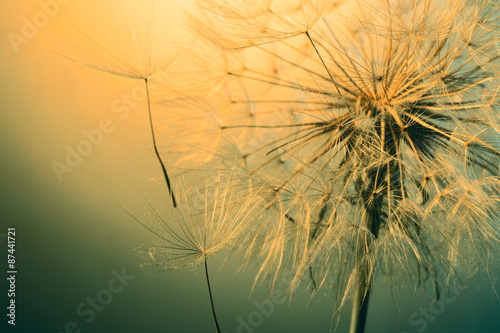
204,255,221,333
349,201,380,333
349,264,372,333
144,78,177,208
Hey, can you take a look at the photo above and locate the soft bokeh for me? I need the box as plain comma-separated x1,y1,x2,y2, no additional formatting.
0,1,499,332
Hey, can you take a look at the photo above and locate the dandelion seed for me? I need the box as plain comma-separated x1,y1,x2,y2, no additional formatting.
190,0,336,49
129,173,261,333
61,1,207,208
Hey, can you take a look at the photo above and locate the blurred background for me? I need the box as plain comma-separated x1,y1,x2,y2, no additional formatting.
0,1,499,332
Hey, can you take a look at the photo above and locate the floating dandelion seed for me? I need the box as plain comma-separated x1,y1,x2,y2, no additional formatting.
161,0,500,332
128,172,262,333
61,1,208,208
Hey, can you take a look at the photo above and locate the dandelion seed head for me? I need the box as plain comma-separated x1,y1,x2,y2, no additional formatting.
130,0,500,317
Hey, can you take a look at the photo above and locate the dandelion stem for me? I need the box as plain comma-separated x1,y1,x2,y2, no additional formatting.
349,265,372,333
349,204,380,333
204,255,221,333
144,78,177,208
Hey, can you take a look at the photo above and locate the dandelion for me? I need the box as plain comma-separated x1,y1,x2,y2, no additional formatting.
163,0,500,332
190,0,335,49
128,172,261,333
62,1,226,207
